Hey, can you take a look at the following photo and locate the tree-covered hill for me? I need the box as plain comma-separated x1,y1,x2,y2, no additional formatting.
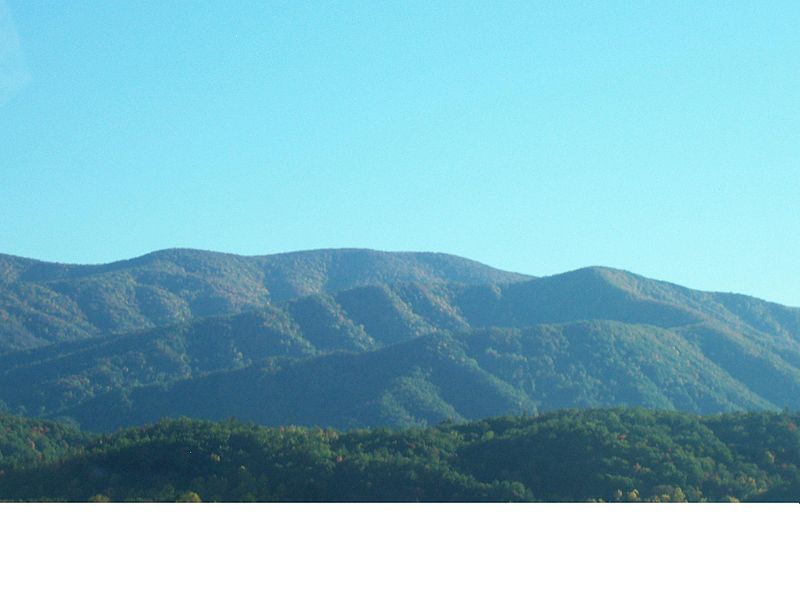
0,414,88,470
1,409,797,502
0,248,531,353
4,251,800,433
58,331,529,431
452,266,800,346
28,321,795,432
3,272,800,429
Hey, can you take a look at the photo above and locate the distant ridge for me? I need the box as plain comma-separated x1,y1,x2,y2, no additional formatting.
0,248,532,352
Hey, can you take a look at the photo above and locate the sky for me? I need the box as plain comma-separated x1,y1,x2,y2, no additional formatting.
1,1,798,305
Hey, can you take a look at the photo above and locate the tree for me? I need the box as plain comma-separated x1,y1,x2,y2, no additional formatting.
176,491,202,503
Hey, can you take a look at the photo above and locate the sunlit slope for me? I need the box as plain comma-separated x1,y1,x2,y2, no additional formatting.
0,248,531,352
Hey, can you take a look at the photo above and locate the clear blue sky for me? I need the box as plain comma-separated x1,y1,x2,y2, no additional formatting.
1,1,798,305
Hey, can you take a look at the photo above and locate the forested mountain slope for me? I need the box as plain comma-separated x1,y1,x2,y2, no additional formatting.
3,264,800,429
0,248,531,353
1,409,798,502
3,250,800,432
51,322,794,431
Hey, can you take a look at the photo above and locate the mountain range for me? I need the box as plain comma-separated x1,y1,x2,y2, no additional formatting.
1,248,799,431
0,248,530,353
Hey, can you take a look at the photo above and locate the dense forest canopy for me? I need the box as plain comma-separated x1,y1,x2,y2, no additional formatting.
1,408,798,502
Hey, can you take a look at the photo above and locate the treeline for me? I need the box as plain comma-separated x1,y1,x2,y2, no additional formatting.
1,408,798,502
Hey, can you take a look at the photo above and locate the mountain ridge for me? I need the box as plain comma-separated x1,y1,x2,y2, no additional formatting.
3,273,800,430
3,249,800,432
0,248,533,353
0,247,535,282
